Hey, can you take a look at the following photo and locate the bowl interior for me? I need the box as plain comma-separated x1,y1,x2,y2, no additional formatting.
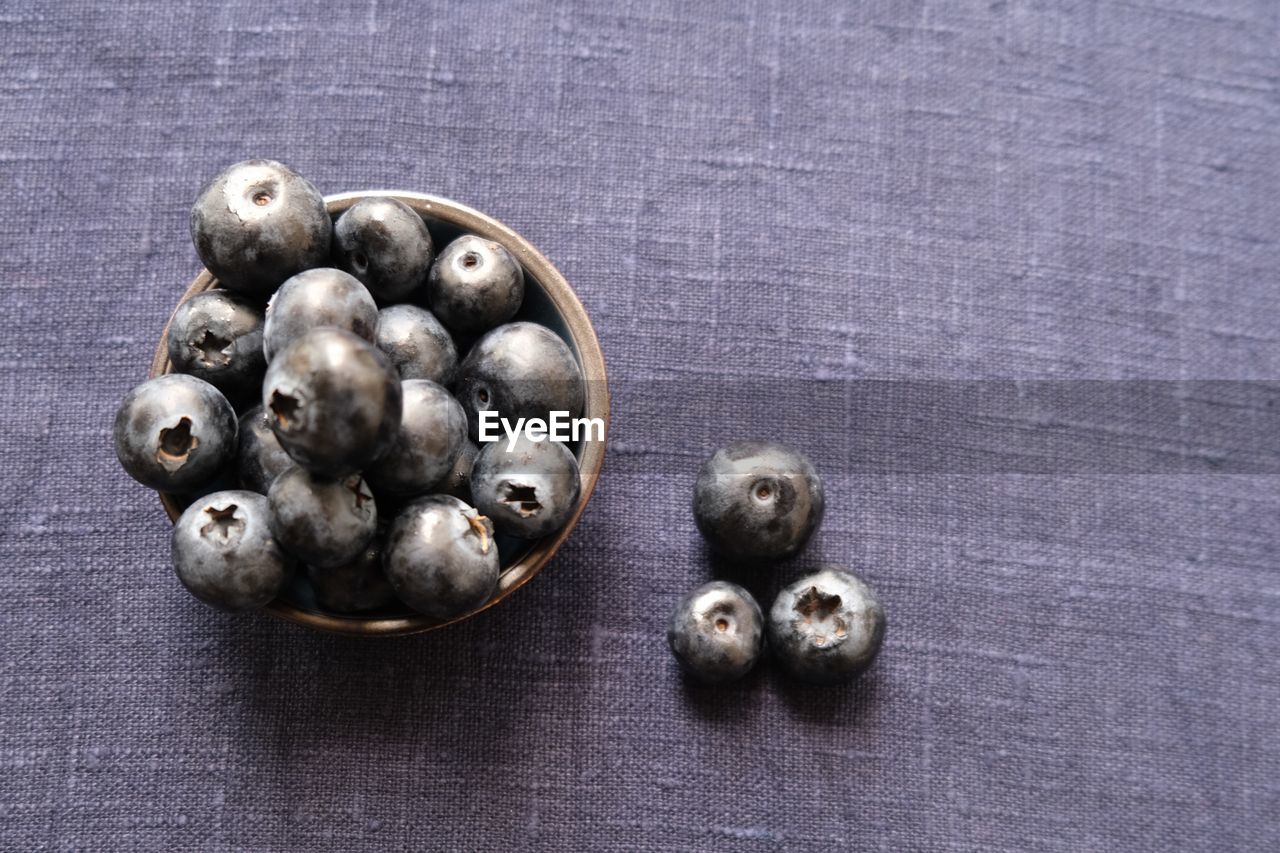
153,192,609,635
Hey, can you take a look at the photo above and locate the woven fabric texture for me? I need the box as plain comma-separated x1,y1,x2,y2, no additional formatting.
2,1,1278,850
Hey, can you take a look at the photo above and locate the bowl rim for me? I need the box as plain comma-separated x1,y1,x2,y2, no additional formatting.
150,190,610,636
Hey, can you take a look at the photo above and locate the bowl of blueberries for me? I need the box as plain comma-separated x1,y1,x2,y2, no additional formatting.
113,160,608,635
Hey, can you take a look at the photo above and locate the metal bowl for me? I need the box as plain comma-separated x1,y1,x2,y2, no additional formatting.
150,191,609,636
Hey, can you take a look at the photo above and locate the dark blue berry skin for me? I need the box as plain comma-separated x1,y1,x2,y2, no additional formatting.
113,374,238,493
470,436,580,539
693,441,824,562
236,405,293,494
427,235,524,334
455,322,584,441
190,160,330,299
334,197,434,303
262,268,378,362
767,567,885,685
667,581,764,683
384,495,499,620
171,490,293,611
262,328,402,478
365,380,467,498
166,290,265,400
374,304,458,386
307,535,396,612
267,467,377,569
432,440,479,502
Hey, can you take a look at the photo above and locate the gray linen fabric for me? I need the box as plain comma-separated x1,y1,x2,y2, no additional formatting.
1,1,1278,850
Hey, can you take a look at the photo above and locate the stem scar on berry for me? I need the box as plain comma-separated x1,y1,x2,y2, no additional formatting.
793,586,848,646
466,514,492,554
501,483,541,517
252,190,272,206
191,329,232,367
347,477,373,510
460,251,481,270
156,417,198,470
794,586,842,622
269,390,301,430
200,504,245,542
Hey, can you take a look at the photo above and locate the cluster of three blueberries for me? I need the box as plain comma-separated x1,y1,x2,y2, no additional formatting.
672,442,886,686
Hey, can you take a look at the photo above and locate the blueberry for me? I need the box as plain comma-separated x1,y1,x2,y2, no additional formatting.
171,490,293,611
432,440,479,502
165,290,265,399
262,327,402,477
262,268,378,362
767,567,885,684
365,380,468,498
667,581,764,683
384,495,499,619
267,467,377,569
114,374,238,493
470,435,580,539
374,304,458,386
307,535,396,613
333,196,434,303
236,405,293,494
190,159,330,299
693,441,824,561
427,235,524,333
456,322,584,441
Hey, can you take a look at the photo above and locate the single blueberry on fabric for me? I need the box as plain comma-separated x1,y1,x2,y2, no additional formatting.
365,379,468,498
262,328,402,478
693,440,824,561
374,303,459,386
470,435,580,539
768,567,885,685
427,234,524,333
171,490,293,611
165,290,265,399
334,196,435,303
667,581,764,683
455,321,584,441
190,159,330,299
261,267,378,362
113,374,238,493
383,495,500,619
267,467,378,569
